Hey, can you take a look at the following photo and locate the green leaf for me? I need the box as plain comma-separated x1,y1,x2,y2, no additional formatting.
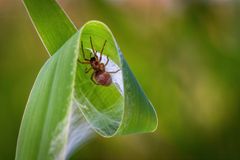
23,0,77,55
76,21,158,136
16,1,158,160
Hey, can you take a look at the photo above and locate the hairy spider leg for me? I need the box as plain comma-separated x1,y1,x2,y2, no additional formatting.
81,41,90,61
108,69,120,74
82,40,92,58
99,40,107,62
105,56,109,66
85,67,92,73
78,41,91,63
90,36,98,59
91,72,99,85
78,59,90,64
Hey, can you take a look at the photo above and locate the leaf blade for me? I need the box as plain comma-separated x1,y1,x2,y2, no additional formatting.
23,0,77,55
16,32,80,160
76,21,157,137
17,0,158,159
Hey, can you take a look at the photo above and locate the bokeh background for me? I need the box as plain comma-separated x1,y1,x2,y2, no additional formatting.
1,0,240,159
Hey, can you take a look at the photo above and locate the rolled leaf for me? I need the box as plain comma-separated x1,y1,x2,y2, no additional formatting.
16,1,158,159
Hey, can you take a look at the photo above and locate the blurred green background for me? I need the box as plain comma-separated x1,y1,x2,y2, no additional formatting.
1,0,240,159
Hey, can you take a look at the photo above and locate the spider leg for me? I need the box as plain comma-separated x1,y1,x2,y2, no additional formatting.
90,36,97,59
105,56,109,66
85,67,92,73
108,69,120,74
91,72,99,85
100,40,107,62
78,59,90,64
81,41,90,61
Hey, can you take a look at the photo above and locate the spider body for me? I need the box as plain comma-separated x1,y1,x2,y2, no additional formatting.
94,71,112,86
78,37,120,86
90,57,112,86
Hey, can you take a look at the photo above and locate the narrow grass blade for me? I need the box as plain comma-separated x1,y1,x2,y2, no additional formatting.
23,0,76,55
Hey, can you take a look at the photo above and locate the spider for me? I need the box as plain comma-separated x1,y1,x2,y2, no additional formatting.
78,37,120,86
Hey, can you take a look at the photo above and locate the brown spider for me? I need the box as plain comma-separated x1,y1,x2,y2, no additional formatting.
78,37,120,86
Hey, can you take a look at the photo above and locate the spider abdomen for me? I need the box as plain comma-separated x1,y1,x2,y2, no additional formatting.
94,71,112,86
